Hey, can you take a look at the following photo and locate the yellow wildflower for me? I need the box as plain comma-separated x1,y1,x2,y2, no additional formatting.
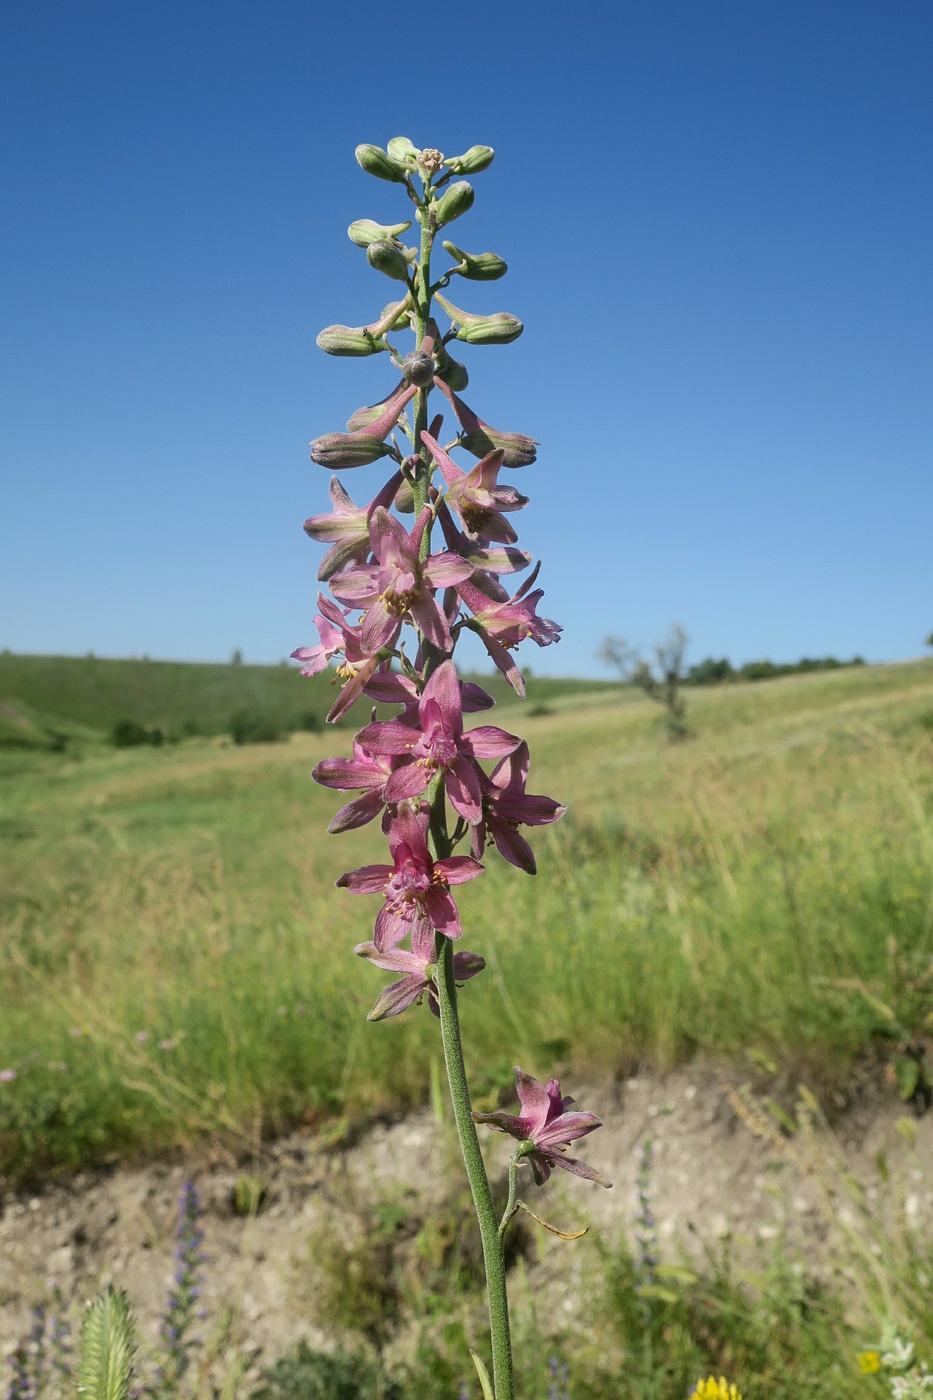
692,1378,742,1400
858,1351,882,1374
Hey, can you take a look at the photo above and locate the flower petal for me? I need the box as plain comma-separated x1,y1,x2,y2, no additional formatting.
328,789,387,834
538,1147,612,1188
336,864,392,894
462,725,521,760
514,1068,552,1135
535,1111,604,1149
367,975,429,1021
435,855,485,886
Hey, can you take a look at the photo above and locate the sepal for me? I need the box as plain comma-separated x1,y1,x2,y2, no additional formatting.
348,218,413,247
434,293,523,345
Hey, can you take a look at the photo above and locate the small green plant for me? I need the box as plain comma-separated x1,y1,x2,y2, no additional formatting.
76,1287,139,1400
251,1342,400,1400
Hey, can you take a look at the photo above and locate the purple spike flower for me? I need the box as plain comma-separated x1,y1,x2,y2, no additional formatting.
473,1067,612,1188
330,506,473,653
355,917,485,1021
336,805,484,950
472,741,567,874
354,660,520,825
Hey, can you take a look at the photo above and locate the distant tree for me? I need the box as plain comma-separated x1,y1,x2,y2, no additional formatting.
927,632,933,648
230,648,243,666
598,624,691,741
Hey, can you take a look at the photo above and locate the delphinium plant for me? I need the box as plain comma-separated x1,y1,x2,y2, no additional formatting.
295,138,612,1400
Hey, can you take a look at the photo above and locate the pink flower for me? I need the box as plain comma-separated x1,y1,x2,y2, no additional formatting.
290,594,382,722
455,564,561,695
303,470,402,581
330,507,473,653
422,432,528,544
355,919,485,1021
473,1067,611,1188
472,742,566,874
355,660,520,824
313,739,403,833
336,805,484,950
0,1068,16,1083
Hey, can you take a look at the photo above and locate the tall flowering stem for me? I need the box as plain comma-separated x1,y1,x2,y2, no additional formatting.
300,138,611,1400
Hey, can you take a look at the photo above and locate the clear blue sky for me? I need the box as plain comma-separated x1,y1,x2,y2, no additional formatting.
2,0,931,677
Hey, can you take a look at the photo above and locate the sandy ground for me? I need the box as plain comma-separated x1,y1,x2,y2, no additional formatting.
1,1066,930,1382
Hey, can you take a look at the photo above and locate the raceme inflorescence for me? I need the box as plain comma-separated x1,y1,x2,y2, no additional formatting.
297,137,611,1400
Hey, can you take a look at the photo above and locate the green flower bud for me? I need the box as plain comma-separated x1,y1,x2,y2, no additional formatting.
366,240,412,282
444,145,495,175
403,351,435,388
434,292,523,345
386,136,420,165
348,218,412,248
315,324,387,357
434,346,469,391
461,428,536,468
433,180,474,226
355,144,410,184
442,241,508,281
393,478,416,514
310,433,393,468
373,298,412,334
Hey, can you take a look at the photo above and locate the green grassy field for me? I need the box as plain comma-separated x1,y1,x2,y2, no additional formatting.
1,658,932,1184
0,650,616,744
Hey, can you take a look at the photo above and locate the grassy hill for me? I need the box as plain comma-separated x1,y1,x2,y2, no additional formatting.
1,656,932,1184
0,651,618,744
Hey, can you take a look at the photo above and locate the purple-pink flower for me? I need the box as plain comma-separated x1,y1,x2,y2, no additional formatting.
336,805,484,950
472,741,566,874
355,918,485,1021
290,594,381,722
330,506,473,653
422,432,528,545
303,470,402,581
473,1067,611,1188
354,660,520,825
313,739,403,833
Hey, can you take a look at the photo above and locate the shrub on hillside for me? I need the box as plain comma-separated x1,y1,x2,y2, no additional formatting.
112,719,164,748
229,710,284,745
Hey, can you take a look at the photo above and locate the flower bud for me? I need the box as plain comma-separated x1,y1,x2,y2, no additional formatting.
386,136,420,165
310,433,393,468
444,145,495,175
442,241,508,281
355,144,410,184
417,148,444,177
434,293,523,345
366,240,413,282
403,351,435,388
393,478,416,513
461,427,537,468
316,324,387,357
435,350,469,391
433,180,474,226
348,218,412,247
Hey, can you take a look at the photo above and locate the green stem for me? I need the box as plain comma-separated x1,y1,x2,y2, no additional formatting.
435,933,515,1400
499,1159,519,1237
